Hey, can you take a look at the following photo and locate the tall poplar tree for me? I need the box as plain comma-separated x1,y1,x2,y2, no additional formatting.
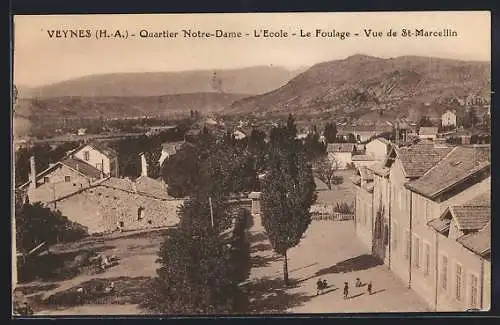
261,118,317,286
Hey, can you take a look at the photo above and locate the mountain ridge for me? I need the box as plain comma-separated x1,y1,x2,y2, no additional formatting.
229,54,491,118
19,65,307,98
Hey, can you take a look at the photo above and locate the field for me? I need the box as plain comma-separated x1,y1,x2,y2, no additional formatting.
15,228,169,315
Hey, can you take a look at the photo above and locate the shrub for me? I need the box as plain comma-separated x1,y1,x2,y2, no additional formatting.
334,202,354,214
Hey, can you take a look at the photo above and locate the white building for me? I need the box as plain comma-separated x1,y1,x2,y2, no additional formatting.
327,143,355,169
441,110,457,128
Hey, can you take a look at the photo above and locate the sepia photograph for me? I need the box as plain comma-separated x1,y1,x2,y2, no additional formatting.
11,11,491,316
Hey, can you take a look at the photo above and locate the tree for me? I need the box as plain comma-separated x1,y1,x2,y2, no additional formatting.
314,155,337,190
261,126,317,286
323,122,338,143
143,191,250,314
302,129,326,162
162,143,202,197
144,227,238,314
16,202,87,253
418,115,434,127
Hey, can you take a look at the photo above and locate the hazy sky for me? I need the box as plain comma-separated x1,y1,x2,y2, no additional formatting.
13,11,490,87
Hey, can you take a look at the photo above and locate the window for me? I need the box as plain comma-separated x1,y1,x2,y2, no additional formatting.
83,150,90,161
455,264,462,300
441,255,448,290
404,230,411,260
424,243,431,276
44,176,50,183
414,236,420,269
65,176,71,182
137,207,144,221
470,274,478,308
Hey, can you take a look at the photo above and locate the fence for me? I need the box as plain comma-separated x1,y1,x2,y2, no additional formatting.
311,212,354,221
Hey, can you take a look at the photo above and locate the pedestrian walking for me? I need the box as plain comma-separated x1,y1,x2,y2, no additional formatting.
343,282,349,299
316,278,323,296
367,281,372,295
355,278,362,287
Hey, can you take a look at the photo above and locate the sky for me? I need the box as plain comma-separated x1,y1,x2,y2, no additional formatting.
13,11,491,87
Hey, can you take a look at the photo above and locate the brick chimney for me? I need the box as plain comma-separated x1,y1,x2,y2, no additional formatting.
140,153,148,177
29,156,36,189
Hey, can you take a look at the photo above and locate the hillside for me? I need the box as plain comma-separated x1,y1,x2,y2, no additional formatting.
229,55,491,119
19,66,305,98
15,93,248,122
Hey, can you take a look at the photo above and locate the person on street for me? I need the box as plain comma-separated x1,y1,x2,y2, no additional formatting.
355,278,362,287
316,278,323,295
343,282,349,299
367,281,372,295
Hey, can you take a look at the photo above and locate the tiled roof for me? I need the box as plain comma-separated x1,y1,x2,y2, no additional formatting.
87,141,118,158
61,158,103,179
419,127,438,135
358,166,374,181
457,223,490,257
352,154,375,161
393,144,453,178
450,206,490,231
374,137,391,145
135,176,172,200
464,191,490,206
427,218,451,234
327,143,355,153
368,164,390,177
405,146,491,198
100,177,134,192
99,176,173,200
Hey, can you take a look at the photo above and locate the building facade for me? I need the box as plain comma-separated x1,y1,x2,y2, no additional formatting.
352,143,491,311
72,143,119,177
327,143,356,169
441,110,457,128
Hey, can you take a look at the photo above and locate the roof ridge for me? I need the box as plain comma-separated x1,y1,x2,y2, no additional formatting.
419,146,458,178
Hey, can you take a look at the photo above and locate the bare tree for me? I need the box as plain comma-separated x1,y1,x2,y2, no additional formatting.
314,155,338,190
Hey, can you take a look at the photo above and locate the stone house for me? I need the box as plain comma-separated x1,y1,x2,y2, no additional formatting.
19,156,105,204
327,143,356,169
70,142,119,177
46,176,183,234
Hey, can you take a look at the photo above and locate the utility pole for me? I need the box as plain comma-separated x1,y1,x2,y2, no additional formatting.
208,197,214,228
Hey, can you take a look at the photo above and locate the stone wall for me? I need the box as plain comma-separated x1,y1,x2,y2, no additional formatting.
53,184,184,234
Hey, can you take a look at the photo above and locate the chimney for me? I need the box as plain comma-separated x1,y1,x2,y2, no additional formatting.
140,153,148,177
29,156,36,189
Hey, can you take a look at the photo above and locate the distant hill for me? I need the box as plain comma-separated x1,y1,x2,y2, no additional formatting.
15,93,249,122
19,66,305,98
229,55,491,120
